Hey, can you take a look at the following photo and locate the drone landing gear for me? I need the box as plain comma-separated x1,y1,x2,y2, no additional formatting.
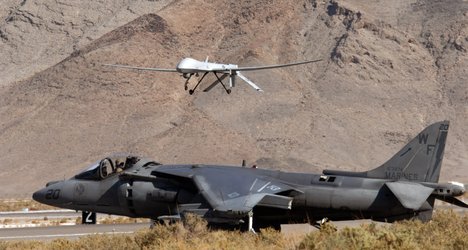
188,72,232,95
213,73,231,94
183,73,194,91
189,72,209,95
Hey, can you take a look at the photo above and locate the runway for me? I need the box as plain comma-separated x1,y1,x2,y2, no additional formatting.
0,219,378,241
0,206,465,241
0,210,150,241
0,209,78,219
0,210,382,241
0,223,149,241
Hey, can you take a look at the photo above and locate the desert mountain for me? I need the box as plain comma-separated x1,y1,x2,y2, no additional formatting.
0,0,467,197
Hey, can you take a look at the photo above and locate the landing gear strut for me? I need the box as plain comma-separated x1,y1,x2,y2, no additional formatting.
187,72,232,95
247,211,256,234
213,73,231,94
189,72,209,95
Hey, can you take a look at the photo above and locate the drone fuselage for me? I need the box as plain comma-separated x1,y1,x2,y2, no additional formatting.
176,58,238,74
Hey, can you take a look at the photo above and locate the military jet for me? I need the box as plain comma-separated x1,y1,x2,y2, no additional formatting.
103,57,321,94
33,121,467,231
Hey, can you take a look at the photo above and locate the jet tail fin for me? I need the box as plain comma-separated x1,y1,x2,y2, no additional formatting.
324,121,449,183
368,120,449,183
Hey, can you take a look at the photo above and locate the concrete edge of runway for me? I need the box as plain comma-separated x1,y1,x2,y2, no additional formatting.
0,207,465,241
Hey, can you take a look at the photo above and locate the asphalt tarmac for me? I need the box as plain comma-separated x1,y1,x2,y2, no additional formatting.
0,210,380,241
0,209,78,219
0,220,382,241
0,206,465,241
0,223,149,241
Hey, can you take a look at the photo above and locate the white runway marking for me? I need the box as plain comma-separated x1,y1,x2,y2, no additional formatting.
0,231,134,240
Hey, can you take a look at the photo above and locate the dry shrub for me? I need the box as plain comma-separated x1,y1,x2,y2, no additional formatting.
0,240,51,250
132,214,288,250
1,210,466,250
66,234,137,250
298,210,467,250
133,213,208,249
99,215,143,224
1,218,13,224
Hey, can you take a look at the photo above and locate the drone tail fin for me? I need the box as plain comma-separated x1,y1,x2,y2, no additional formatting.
237,72,263,92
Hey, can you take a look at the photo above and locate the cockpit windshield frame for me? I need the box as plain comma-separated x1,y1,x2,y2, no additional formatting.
74,161,101,180
75,154,140,181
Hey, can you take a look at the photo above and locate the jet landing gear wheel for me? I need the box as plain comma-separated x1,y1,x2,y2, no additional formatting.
312,217,330,229
149,218,165,229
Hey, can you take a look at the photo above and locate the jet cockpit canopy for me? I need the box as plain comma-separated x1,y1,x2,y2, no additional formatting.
75,154,141,180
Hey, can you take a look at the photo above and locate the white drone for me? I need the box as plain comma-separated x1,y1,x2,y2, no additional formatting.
104,57,321,94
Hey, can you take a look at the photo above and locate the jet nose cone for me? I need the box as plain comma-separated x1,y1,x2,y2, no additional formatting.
32,187,48,204
32,181,72,208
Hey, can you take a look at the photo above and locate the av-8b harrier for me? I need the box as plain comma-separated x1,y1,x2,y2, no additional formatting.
33,121,467,231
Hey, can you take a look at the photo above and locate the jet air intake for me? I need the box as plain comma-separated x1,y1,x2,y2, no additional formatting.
147,188,178,203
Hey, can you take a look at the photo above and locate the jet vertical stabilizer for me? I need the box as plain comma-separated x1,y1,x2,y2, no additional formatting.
367,120,449,183
324,121,449,183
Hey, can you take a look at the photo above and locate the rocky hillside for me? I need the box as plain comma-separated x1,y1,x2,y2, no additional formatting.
0,0,174,86
0,0,467,197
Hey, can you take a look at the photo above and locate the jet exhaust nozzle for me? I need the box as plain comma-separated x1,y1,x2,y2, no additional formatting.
448,181,466,196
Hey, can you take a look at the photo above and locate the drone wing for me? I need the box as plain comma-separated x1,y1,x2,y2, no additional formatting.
103,58,321,93
235,59,322,71
103,64,178,72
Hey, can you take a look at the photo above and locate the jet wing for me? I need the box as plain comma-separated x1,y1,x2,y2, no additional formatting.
152,166,301,216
